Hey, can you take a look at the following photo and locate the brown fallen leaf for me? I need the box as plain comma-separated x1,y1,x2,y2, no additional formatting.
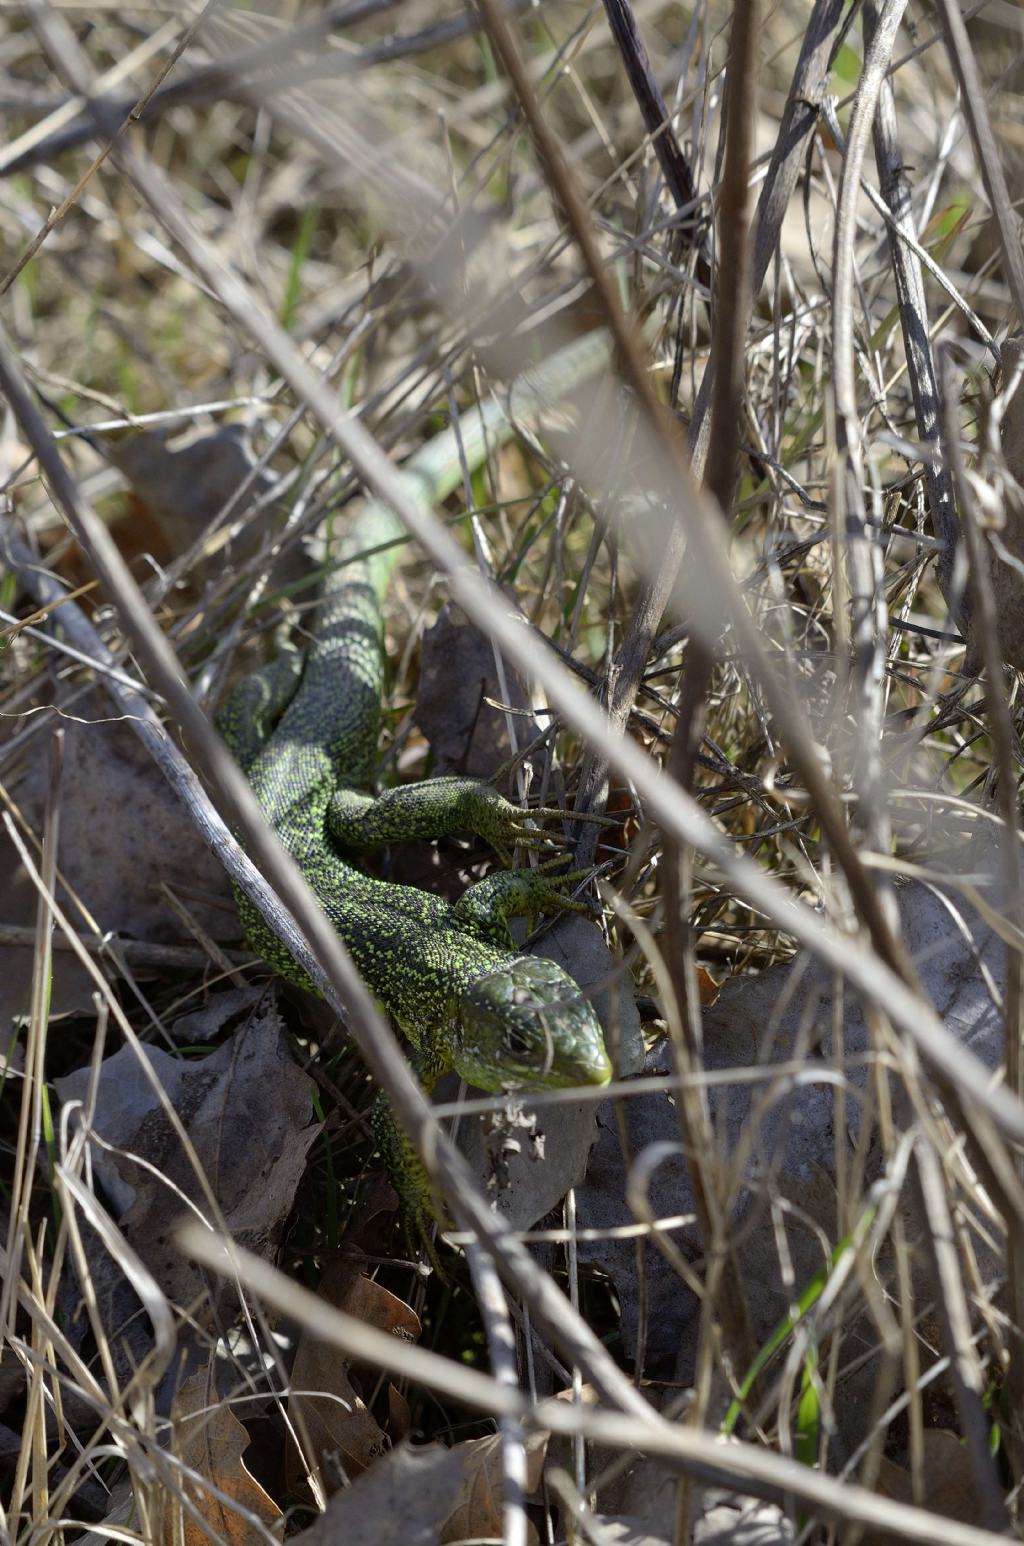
0,692,237,1035
414,603,541,780
579,869,1009,1439
100,421,316,594
288,1442,465,1546
875,1428,986,1526
440,1429,549,1545
696,966,720,1007
165,1364,281,1546
104,423,275,560
13,690,235,945
388,1383,412,1443
287,1259,421,1494
55,1002,319,1376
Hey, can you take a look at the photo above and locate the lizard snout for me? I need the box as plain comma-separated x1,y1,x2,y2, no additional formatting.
456,955,612,1092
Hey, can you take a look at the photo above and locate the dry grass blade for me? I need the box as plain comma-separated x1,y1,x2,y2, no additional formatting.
912,1140,1006,1531
865,0,958,599
831,0,909,871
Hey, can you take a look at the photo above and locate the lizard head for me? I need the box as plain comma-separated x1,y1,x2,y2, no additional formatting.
455,956,612,1092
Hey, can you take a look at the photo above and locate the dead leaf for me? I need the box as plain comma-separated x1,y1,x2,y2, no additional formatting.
166,1365,281,1546
105,423,272,558
414,604,541,779
876,1429,985,1526
440,1429,548,1545
55,1002,319,1373
595,784,643,867
588,1457,680,1544
289,1442,465,1546
0,715,253,1058
74,1480,137,1546
585,1463,792,1544
578,869,1008,1455
697,966,720,1007
575,1040,704,1369
0,865,97,1035
170,986,265,1045
287,1260,421,1493
388,1384,411,1443
11,690,235,947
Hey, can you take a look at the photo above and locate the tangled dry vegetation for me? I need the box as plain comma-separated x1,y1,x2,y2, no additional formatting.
1,0,1024,1542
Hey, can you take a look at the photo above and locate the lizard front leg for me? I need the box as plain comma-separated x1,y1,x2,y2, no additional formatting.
453,862,594,945
328,775,569,863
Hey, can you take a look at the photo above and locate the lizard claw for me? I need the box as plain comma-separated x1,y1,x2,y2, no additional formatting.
524,865,597,928
527,805,621,828
451,780,622,864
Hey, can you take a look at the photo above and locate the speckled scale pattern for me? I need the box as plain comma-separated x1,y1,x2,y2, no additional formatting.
221,506,611,1104
233,576,493,1063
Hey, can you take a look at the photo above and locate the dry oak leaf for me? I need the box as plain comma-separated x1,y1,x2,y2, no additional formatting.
696,965,720,1007
414,603,540,779
55,1003,319,1380
875,1429,986,1528
0,696,235,1036
287,1259,421,1494
289,1442,465,1546
440,1429,549,1545
104,423,274,560
165,1366,281,1546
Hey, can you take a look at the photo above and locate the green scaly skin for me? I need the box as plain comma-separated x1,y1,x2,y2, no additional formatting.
219,504,612,1242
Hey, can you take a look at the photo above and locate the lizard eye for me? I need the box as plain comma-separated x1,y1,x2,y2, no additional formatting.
505,1027,531,1055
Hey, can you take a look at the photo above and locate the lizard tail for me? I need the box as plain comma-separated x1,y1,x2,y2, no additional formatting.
311,328,619,783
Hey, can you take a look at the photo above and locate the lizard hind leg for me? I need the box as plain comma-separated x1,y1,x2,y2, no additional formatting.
370,1082,450,1276
217,643,305,772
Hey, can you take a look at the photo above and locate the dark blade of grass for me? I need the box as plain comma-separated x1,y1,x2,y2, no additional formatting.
599,0,712,286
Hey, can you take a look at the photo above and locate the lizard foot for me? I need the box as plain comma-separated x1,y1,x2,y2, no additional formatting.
451,784,617,866
453,860,596,942
327,774,617,867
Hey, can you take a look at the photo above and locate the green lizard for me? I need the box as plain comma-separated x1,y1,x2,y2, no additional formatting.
219,333,615,1242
